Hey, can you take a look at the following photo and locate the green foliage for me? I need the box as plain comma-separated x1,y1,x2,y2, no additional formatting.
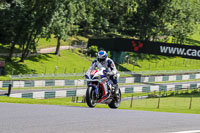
87,45,98,57
43,0,87,55
78,0,138,36
165,0,200,44
131,0,172,40
107,51,111,58
0,0,62,61
0,0,199,62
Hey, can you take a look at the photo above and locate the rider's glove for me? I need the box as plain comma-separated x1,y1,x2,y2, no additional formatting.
107,71,114,75
85,74,89,79
103,70,108,75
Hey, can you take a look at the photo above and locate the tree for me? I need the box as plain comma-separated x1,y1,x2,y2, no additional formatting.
77,0,95,36
19,0,61,62
165,0,200,44
0,0,25,60
46,0,86,56
77,0,138,37
122,0,173,40
0,0,60,62
1,0,199,63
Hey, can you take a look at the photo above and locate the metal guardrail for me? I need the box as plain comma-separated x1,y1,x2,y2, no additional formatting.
10,69,200,79
10,73,84,79
120,69,200,75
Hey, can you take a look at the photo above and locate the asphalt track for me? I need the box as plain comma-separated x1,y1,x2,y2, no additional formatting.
0,103,200,133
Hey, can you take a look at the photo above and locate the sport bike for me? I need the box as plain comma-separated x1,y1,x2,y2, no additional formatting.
85,68,121,109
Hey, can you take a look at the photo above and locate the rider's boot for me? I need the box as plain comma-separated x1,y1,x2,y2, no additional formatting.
107,82,112,95
112,84,119,95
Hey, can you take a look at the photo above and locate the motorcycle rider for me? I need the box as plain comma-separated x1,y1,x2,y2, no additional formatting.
86,50,120,95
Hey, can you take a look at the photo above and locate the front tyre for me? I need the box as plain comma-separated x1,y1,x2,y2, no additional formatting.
108,89,121,109
86,87,97,108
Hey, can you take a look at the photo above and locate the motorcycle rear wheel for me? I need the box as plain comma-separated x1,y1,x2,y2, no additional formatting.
86,87,97,108
108,89,121,109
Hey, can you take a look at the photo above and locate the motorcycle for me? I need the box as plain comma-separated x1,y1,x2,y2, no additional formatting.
85,68,121,109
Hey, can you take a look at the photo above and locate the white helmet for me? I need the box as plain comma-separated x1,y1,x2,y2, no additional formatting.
97,50,107,62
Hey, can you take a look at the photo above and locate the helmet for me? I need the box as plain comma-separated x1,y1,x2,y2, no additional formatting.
97,50,107,62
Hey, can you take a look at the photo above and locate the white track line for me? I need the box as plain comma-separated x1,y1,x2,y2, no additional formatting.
171,130,200,133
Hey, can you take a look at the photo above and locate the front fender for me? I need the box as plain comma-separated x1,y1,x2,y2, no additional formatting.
88,84,98,95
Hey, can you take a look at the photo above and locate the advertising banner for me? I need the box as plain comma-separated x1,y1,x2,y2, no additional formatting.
88,38,200,59
0,61,5,76
0,61,5,67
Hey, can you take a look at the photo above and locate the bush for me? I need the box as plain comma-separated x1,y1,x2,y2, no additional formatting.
87,45,111,58
107,51,111,58
87,45,98,57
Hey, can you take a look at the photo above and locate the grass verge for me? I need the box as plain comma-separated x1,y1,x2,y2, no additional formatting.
120,96,200,114
0,49,92,80
0,96,107,108
1,91,200,114
121,56,200,72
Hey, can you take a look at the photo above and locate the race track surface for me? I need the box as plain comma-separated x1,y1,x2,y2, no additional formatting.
0,103,200,133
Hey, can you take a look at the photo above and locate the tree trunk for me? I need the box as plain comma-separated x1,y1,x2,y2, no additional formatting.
8,0,40,61
7,43,15,61
20,30,34,62
55,36,61,56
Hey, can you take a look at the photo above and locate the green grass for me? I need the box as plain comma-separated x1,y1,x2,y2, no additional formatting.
24,50,91,74
2,51,200,80
0,96,85,106
120,89,200,114
120,56,200,71
37,35,88,49
186,24,200,46
0,96,107,108
168,24,200,46
1,92,200,114
38,35,67,49
120,96,200,114
0,50,92,80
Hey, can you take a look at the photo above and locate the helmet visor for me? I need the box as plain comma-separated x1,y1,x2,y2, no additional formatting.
98,58,106,62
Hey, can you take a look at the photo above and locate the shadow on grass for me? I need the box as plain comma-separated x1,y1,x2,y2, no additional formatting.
4,54,54,75
166,89,200,98
5,58,37,75
140,82,161,86
26,53,53,62
172,93,200,98
138,53,172,62
185,38,200,46
127,53,175,65
116,64,130,71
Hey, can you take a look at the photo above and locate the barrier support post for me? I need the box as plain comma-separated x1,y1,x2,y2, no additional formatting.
8,84,12,96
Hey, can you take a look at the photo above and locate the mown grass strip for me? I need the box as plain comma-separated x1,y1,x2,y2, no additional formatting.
120,97,200,114
1,90,200,114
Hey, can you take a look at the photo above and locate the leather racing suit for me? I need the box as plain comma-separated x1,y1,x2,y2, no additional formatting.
86,57,120,94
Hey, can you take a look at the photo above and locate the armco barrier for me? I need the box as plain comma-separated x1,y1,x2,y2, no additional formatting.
9,82,200,99
1,73,200,88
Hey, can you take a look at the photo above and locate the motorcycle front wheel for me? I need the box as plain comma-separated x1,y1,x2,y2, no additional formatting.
86,86,97,108
108,89,121,109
